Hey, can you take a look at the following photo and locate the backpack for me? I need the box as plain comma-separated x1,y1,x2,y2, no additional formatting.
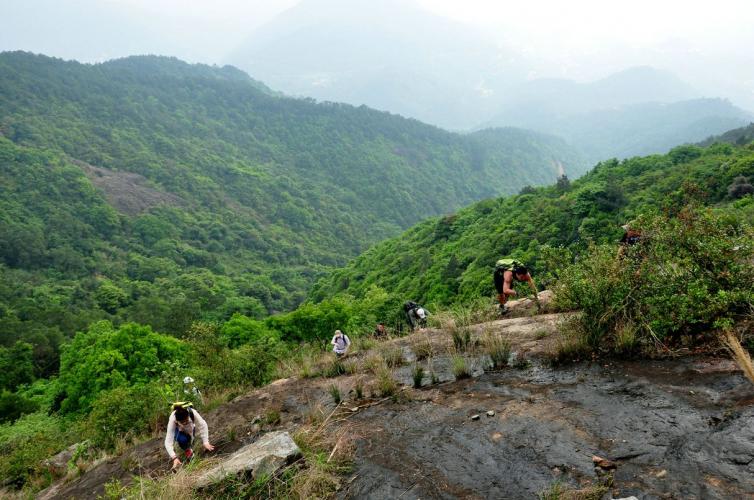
404,301,418,312
495,258,524,273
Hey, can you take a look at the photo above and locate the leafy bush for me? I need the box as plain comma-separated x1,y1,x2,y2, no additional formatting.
0,412,74,489
56,321,187,414
0,390,39,424
555,208,754,352
0,341,35,391
188,322,280,389
87,384,165,450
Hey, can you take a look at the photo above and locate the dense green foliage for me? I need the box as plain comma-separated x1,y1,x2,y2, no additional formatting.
0,51,585,383
56,321,185,414
310,143,754,310
554,208,754,352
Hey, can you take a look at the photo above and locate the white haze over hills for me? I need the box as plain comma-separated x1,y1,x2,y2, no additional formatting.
2,0,753,161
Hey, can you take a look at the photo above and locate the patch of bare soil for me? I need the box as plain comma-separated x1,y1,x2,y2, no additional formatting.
73,160,183,215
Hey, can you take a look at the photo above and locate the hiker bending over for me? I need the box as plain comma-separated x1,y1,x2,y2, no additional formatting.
331,329,351,357
165,402,214,469
493,258,539,315
404,301,429,331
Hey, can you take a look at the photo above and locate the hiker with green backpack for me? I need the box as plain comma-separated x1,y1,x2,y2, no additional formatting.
164,402,215,469
493,258,540,315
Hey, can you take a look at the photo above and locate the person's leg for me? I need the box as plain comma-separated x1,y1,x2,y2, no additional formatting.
406,310,415,330
175,429,194,459
493,269,507,306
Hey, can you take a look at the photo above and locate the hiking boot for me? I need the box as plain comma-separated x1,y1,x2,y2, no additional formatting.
498,304,509,316
185,449,194,463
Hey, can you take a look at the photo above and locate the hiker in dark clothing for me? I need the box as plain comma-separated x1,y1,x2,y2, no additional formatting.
493,258,539,315
404,301,429,331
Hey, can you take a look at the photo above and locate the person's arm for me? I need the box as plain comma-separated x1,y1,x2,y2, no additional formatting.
331,335,338,346
502,271,516,297
526,275,541,307
165,413,177,460
192,410,214,451
344,335,351,348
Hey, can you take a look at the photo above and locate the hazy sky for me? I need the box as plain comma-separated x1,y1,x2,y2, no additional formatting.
2,0,753,106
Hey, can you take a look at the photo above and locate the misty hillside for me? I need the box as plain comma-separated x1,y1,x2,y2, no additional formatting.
483,70,752,162
699,122,754,146
0,51,584,368
228,0,520,130
229,0,750,162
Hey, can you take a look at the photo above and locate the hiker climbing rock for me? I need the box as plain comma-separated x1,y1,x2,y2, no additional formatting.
165,402,214,470
493,258,539,314
404,301,429,330
331,329,351,357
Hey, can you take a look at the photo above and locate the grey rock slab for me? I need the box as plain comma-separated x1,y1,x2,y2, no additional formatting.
194,431,300,488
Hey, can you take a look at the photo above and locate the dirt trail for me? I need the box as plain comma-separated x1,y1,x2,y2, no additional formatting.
38,298,754,499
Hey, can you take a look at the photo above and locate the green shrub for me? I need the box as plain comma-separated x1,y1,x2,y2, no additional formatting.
0,412,73,490
0,391,39,424
87,384,165,450
554,208,754,353
56,321,186,414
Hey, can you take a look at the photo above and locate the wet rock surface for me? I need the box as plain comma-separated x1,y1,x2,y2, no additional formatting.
341,358,754,499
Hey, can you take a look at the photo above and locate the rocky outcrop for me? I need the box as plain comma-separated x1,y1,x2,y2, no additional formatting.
193,431,300,489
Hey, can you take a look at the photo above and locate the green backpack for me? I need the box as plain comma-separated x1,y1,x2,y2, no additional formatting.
495,258,524,272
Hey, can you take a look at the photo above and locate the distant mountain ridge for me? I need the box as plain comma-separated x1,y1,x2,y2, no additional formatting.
229,0,751,162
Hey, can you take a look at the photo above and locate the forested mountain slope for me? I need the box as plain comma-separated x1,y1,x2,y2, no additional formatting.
0,51,584,373
309,141,754,307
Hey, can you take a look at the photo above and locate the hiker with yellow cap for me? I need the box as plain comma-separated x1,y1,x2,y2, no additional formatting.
165,402,214,469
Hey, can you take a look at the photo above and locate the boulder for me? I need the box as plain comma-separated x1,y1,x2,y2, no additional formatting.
194,431,300,489
42,442,83,476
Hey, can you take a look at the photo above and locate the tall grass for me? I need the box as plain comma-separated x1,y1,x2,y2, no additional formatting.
723,330,754,385
483,331,511,369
